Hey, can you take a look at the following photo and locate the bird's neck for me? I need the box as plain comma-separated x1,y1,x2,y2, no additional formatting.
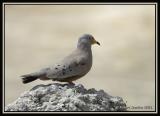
77,43,92,64
77,43,91,51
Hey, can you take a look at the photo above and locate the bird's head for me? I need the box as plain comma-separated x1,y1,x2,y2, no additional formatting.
78,34,100,48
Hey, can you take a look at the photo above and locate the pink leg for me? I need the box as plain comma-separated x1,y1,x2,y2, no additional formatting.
68,81,75,85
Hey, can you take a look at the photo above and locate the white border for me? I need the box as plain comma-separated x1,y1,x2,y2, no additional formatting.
155,2,158,113
2,2,158,5
3,2,5,114
2,2,158,114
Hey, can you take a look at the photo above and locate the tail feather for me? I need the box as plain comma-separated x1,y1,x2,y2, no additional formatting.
21,74,39,84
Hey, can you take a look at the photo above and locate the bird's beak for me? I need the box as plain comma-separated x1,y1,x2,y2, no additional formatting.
92,38,100,46
96,41,100,46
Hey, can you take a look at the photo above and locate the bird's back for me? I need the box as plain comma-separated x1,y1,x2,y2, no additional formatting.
46,48,92,81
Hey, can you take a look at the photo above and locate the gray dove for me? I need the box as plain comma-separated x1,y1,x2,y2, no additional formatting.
21,34,100,84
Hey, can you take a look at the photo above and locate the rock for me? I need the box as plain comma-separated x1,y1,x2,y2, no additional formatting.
5,83,127,111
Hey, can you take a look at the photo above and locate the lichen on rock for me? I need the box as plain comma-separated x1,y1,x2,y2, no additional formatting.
5,83,127,111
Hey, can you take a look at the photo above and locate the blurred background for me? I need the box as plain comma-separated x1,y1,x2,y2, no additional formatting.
5,5,155,111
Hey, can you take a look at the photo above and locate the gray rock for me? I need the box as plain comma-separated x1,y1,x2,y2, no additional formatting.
5,83,127,111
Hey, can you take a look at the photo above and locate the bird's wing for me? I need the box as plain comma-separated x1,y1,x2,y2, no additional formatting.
46,53,88,81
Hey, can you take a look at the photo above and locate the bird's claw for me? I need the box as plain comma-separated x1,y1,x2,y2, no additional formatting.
68,81,75,85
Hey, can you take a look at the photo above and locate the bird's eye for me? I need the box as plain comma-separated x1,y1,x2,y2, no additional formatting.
90,36,94,41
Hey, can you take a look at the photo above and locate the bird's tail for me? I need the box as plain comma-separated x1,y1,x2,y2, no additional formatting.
21,74,39,84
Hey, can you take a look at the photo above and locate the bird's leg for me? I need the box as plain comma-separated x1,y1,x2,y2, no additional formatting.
68,81,75,85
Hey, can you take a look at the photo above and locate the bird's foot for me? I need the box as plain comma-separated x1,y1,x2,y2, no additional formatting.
68,81,75,85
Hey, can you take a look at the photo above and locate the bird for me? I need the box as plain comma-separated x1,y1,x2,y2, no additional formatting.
21,34,100,84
